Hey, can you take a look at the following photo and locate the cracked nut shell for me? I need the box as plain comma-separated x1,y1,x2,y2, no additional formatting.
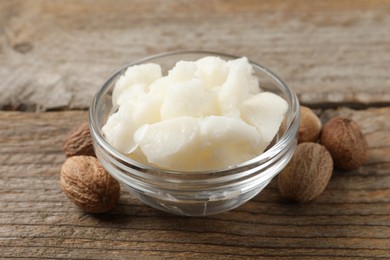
320,116,368,170
60,156,120,213
298,106,322,143
63,122,95,157
278,142,333,203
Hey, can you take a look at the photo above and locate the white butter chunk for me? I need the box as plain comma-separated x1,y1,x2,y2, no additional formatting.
168,61,197,82
240,92,288,143
218,57,259,117
195,56,229,88
134,116,262,171
102,103,138,154
112,63,162,106
199,116,262,169
161,79,218,120
134,117,201,170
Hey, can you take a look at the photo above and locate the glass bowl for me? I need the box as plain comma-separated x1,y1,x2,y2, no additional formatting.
89,50,300,216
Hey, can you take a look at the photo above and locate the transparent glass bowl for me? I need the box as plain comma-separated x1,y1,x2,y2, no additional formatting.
89,51,300,216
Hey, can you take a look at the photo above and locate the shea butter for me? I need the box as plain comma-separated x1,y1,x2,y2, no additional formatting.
102,56,287,171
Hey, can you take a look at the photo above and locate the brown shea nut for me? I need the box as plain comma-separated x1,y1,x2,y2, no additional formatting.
60,156,120,213
298,106,322,143
63,122,95,157
278,143,333,203
320,116,368,170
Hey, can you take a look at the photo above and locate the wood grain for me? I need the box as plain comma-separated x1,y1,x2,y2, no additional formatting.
0,108,389,259
1,0,389,258
1,0,390,111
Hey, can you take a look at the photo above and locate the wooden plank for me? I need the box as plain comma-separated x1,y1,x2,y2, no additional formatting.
1,0,390,111
0,107,389,258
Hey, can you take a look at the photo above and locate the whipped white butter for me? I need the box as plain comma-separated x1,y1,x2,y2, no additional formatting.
103,56,288,171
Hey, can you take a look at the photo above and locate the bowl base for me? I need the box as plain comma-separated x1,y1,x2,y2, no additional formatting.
123,181,270,216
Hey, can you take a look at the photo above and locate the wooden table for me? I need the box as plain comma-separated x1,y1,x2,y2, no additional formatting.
1,1,389,259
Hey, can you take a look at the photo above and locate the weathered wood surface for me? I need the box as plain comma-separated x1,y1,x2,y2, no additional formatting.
1,0,390,259
0,108,389,259
1,0,390,111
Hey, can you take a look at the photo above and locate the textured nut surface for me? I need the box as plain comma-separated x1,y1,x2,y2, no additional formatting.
60,156,120,213
278,142,333,203
298,106,322,143
320,116,368,170
63,122,95,157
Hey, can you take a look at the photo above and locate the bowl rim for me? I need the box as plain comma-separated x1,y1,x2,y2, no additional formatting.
89,50,300,175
